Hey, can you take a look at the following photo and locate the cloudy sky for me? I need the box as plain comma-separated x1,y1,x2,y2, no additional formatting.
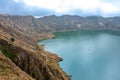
0,0,120,17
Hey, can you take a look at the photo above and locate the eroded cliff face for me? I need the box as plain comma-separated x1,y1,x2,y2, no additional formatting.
0,23,70,80
0,28,35,80
0,51,35,80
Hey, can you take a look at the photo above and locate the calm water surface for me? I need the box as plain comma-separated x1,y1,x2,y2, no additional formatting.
39,31,120,80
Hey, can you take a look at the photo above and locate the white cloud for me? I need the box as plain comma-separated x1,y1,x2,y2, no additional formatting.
22,0,101,13
100,3,119,14
19,0,120,16
14,0,19,2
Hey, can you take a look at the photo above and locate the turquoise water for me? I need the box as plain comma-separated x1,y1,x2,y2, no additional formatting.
39,31,120,80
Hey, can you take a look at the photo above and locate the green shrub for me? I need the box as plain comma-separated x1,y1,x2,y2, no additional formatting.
0,45,16,61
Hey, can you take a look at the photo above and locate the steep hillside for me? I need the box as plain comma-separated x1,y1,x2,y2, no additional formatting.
36,15,120,31
0,51,35,80
0,15,55,42
0,23,70,80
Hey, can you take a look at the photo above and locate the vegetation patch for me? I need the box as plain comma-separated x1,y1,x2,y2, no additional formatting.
0,45,16,61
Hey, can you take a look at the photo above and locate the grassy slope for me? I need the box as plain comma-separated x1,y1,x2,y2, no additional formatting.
0,51,35,80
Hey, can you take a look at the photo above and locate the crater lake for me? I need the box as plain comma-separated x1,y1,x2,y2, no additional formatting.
39,30,120,80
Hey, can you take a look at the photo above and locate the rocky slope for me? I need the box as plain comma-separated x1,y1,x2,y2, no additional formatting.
0,20,70,79
35,15,120,31
0,51,35,80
